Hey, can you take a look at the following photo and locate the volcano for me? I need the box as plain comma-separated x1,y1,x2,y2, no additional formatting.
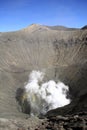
0,24,87,119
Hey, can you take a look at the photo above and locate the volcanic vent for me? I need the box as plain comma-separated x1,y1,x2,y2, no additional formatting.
16,70,70,116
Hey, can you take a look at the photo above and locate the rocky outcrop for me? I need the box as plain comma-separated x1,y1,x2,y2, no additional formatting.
37,112,87,130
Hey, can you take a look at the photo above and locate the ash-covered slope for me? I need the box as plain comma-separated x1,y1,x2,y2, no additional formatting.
0,24,87,118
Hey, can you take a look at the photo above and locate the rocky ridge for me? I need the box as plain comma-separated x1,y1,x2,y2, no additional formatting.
37,112,87,130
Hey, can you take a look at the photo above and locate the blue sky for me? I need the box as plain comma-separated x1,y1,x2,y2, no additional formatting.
0,0,87,32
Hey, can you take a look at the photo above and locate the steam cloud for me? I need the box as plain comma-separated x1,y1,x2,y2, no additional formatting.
24,70,70,115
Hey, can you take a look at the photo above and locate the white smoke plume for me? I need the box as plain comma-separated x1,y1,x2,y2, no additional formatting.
24,70,70,115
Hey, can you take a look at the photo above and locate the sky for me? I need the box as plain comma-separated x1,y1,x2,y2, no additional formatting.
0,0,87,32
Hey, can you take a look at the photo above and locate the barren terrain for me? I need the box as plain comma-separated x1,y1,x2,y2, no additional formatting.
0,24,87,129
